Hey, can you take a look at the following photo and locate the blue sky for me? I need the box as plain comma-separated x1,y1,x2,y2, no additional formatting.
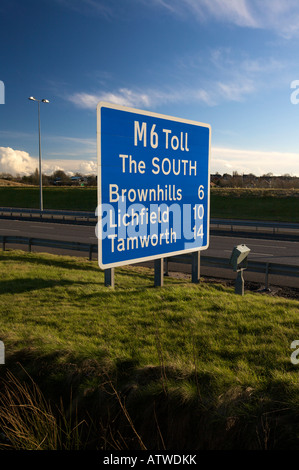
1,0,299,176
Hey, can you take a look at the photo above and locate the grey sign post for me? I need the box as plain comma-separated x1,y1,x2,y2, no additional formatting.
28,96,50,211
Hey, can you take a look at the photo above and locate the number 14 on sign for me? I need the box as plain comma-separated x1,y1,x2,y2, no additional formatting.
193,203,204,239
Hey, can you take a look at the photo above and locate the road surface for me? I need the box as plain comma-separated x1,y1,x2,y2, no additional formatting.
0,218,298,288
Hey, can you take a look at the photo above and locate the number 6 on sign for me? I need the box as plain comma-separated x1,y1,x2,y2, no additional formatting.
198,185,205,200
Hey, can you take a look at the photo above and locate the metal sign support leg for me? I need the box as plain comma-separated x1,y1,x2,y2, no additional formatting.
154,258,164,287
192,251,201,284
105,268,115,288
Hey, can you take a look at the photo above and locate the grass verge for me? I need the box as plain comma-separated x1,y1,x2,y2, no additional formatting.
0,250,299,450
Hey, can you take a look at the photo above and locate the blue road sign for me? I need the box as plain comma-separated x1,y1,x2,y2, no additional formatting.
97,102,211,269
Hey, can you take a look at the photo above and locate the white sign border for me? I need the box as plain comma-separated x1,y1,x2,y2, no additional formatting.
97,101,211,270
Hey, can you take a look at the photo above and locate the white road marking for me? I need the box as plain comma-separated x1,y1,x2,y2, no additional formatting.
246,243,286,249
249,253,274,257
224,249,274,257
30,222,54,230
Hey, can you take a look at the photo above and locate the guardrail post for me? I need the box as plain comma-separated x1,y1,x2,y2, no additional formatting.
191,251,201,283
28,238,32,253
104,268,114,288
154,258,164,287
2,236,6,251
164,258,169,276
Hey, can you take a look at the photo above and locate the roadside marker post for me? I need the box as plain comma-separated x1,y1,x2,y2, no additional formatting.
97,102,211,286
229,244,251,295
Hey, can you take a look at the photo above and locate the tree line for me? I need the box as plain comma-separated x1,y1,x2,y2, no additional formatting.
1,169,299,189
211,172,299,189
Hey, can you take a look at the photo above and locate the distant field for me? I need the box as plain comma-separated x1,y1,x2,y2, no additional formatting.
0,186,299,222
0,186,97,211
0,178,29,187
211,188,299,222
0,250,299,450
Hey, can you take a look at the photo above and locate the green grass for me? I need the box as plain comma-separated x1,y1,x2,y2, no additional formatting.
0,186,97,211
1,186,299,221
211,188,299,222
0,250,299,449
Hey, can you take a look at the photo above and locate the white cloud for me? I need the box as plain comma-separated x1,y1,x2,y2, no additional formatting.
253,0,299,38
68,79,256,111
67,93,99,110
55,0,299,38
68,89,152,110
217,79,256,102
68,45,284,113
209,48,284,77
0,147,37,176
42,159,97,176
153,0,257,26
197,0,258,27
46,136,96,158
176,48,286,105
211,147,299,176
153,0,299,37
1,145,299,178
0,147,96,177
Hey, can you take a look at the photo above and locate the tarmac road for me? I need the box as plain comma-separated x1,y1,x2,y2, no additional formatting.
0,218,298,288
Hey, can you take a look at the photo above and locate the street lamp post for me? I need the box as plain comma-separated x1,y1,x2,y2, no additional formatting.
28,96,49,211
